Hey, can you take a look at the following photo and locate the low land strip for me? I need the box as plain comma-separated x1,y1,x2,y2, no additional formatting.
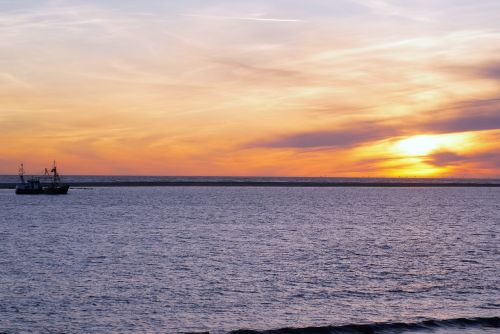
1,181,500,189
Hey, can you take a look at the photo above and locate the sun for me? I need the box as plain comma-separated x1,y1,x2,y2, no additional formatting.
393,133,472,158
396,135,441,156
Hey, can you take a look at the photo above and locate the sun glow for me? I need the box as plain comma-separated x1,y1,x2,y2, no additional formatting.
394,134,469,157
396,135,440,156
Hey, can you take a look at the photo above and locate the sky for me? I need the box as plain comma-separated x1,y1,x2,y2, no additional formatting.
1,0,499,177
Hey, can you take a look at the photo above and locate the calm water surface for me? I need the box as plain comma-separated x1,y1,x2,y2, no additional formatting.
0,187,498,333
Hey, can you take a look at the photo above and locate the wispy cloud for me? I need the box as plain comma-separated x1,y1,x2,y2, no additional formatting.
180,14,305,23
349,0,433,22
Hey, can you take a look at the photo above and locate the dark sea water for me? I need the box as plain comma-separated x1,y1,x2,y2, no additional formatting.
0,186,498,333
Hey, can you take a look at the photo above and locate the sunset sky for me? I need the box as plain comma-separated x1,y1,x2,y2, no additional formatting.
1,0,499,177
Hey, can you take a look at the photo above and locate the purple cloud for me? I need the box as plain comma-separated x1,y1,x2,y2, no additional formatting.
478,62,500,80
248,122,399,149
247,97,500,150
424,112,500,133
425,151,467,167
426,150,500,169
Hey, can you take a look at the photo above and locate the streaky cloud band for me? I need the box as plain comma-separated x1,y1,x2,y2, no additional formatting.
180,14,305,23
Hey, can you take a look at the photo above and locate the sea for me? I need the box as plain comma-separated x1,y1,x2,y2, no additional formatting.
0,177,499,333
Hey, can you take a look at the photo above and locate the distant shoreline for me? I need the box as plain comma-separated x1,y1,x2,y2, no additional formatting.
2,181,500,189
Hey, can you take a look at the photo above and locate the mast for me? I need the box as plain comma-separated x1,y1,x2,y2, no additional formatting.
51,160,60,185
18,163,25,184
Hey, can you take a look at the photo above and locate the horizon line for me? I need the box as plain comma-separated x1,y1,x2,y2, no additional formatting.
1,174,499,180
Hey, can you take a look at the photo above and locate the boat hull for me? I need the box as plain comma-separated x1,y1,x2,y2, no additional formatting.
15,188,43,195
15,184,69,195
43,184,70,195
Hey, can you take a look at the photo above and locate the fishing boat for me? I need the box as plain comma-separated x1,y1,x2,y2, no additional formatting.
15,162,70,195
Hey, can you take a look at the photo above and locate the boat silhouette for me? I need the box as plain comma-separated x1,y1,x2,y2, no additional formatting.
15,162,69,195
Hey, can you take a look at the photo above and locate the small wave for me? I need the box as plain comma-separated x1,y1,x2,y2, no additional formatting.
229,317,500,334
